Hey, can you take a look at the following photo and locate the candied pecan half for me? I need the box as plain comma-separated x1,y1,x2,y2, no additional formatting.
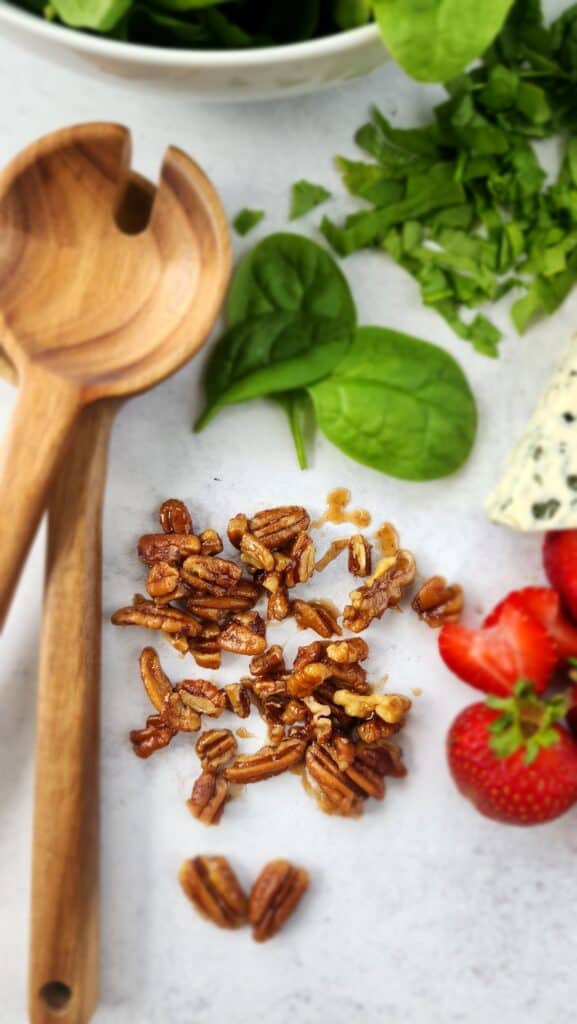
332,690,411,723
185,580,261,622
304,742,364,818
326,638,369,664
166,632,191,656
286,662,332,698
356,714,404,746
159,499,193,535
359,741,407,779
181,556,242,595
240,532,275,572
315,538,349,573
325,660,370,694
220,612,266,655
111,601,202,638
249,506,310,550
225,682,251,719
227,513,248,549
179,856,247,927
130,714,176,758
411,576,464,628
164,692,202,733
189,639,221,671
348,535,372,577
250,644,286,678
139,647,172,713
293,641,330,670
293,599,341,639
343,550,416,632
177,679,228,717
303,695,332,741
187,772,229,825
285,532,316,588
145,562,180,599
199,529,224,556
138,533,200,565
267,587,291,622
224,738,306,783
196,729,238,770
249,860,309,943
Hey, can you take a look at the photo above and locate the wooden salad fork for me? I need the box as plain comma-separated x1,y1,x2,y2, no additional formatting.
0,125,231,1024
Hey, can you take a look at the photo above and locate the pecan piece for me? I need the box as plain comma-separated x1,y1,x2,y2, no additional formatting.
267,586,291,622
179,856,247,927
181,556,242,595
240,532,275,572
185,580,261,622
293,599,341,639
326,638,368,664
249,860,309,943
224,738,306,783
411,576,464,628
358,741,407,779
227,513,248,548
225,682,251,719
159,498,193,535
164,692,202,733
111,601,202,638
145,562,180,599
325,660,370,694
343,550,416,632
249,506,310,550
196,729,238,770
305,742,364,818
138,533,200,564
249,644,286,678
285,532,316,588
130,714,176,758
139,647,172,713
219,612,266,656
189,643,221,671
177,679,227,718
293,640,330,670
199,529,224,556
166,632,191,655
357,714,404,746
286,662,332,698
249,677,288,702
303,695,332,741
332,690,411,723
187,772,229,825
348,534,372,577
315,538,348,573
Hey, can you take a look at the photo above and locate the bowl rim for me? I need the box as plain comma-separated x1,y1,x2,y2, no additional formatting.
0,4,382,66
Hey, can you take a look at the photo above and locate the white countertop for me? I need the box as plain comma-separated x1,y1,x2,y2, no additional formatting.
1,22,576,1024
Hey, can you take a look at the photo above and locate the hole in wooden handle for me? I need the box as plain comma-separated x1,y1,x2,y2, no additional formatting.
38,981,72,1014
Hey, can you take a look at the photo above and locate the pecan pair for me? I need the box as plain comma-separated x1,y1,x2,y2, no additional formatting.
411,576,464,627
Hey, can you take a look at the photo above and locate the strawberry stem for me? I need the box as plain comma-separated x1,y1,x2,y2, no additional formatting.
487,680,569,764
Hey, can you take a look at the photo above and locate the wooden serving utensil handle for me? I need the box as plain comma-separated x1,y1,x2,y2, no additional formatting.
29,400,117,1024
0,363,82,631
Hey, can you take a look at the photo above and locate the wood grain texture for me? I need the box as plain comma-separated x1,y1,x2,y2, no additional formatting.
0,122,231,628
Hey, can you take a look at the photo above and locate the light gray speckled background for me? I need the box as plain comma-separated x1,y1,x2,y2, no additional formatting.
0,9,576,1023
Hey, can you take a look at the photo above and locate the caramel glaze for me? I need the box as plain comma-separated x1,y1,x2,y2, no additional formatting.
313,488,371,529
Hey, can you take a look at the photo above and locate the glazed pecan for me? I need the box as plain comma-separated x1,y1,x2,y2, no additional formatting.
293,641,330,670
267,722,287,745
189,633,222,671
187,772,229,825
159,498,193,535
166,632,191,656
249,506,310,550
224,738,306,783
250,645,286,678
249,677,288,702
177,679,228,717
185,581,261,621
357,714,404,746
343,550,416,632
285,532,316,588
220,612,266,656
293,599,341,639
196,729,238,770
145,562,180,599
179,856,247,927
249,860,309,943
286,662,332,698
348,534,372,577
163,691,202,733
326,638,369,664
129,714,176,758
411,576,464,628
304,742,364,817
332,690,411,723
240,532,275,572
325,660,370,694
225,682,251,719
315,538,348,573
138,533,200,564
282,698,308,726
199,529,224,556
181,556,243,595
267,587,291,622
358,741,407,779
111,601,202,638
139,647,172,713
303,695,332,741
227,513,248,548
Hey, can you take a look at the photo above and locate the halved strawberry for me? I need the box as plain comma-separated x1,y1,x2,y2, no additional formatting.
543,531,577,621
484,587,577,663
438,600,556,697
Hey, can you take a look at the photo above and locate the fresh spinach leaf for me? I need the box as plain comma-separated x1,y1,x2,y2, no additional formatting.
51,0,131,30
233,208,265,236
290,180,331,221
227,232,357,326
309,326,477,480
333,0,372,29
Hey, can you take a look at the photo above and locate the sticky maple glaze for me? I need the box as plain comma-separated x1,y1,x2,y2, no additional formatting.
313,488,371,529
375,522,399,557
236,727,256,739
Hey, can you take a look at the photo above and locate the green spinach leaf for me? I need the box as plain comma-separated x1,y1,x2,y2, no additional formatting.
290,180,331,220
233,208,265,236
51,0,131,30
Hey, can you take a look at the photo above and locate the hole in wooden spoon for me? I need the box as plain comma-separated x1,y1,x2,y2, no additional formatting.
38,981,72,1013
115,175,154,235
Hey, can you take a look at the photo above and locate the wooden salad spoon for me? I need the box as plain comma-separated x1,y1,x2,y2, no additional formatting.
0,121,231,630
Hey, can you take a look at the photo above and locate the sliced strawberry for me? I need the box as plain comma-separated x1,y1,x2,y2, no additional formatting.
568,685,577,742
543,531,577,621
438,600,556,697
484,587,577,663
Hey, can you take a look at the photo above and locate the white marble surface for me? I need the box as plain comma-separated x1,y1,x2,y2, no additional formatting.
1,17,576,1024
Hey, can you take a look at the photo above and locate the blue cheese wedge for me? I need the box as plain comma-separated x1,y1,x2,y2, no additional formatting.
486,335,577,531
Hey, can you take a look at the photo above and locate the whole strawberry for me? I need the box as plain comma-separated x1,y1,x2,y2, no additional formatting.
447,681,577,825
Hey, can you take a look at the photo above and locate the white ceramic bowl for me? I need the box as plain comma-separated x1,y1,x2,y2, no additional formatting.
0,3,387,100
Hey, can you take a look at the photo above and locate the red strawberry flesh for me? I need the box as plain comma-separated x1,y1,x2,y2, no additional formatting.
484,587,577,663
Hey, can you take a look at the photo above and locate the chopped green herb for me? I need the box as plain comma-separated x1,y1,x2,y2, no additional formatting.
233,208,265,237
290,180,331,221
